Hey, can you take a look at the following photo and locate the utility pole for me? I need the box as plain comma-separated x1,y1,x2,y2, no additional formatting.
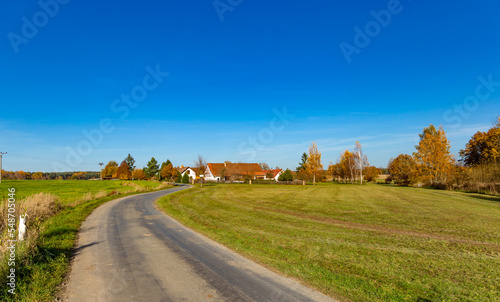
99,163,103,180
0,152,6,183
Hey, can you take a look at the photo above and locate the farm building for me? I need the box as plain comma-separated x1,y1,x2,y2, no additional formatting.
177,166,199,179
204,162,264,181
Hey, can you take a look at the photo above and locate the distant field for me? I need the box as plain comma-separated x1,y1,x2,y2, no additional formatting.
0,179,172,301
157,183,500,302
0,179,164,205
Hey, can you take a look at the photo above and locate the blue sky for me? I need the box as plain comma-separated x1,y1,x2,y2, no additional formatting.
1,0,499,172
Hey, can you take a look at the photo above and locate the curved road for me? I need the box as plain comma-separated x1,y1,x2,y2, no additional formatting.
62,186,336,302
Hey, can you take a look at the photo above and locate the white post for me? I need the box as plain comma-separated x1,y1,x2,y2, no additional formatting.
0,152,6,183
18,214,27,241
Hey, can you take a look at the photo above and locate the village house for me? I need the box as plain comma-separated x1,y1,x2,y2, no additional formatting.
204,162,264,181
177,166,199,179
263,169,283,181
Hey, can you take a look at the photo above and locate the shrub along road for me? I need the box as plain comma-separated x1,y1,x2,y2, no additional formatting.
61,185,334,302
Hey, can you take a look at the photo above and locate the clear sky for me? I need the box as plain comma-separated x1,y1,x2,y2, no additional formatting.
1,0,499,172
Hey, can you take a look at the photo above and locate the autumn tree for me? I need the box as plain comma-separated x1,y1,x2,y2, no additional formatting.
413,125,455,184
160,163,177,180
327,162,342,182
13,171,27,180
144,157,159,179
132,168,146,180
32,172,44,179
388,154,416,185
103,161,118,178
116,161,132,180
364,166,381,182
459,118,500,166
339,150,356,183
159,159,172,180
194,155,207,176
125,154,136,172
70,171,86,180
305,142,323,184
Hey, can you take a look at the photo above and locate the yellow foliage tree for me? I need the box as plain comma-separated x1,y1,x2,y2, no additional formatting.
339,150,356,183
388,154,416,185
70,172,86,180
132,168,146,180
305,142,323,184
32,172,44,179
413,125,454,184
103,161,118,178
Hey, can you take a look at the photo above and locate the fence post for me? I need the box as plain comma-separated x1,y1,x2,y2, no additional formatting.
303,180,305,186
18,214,27,241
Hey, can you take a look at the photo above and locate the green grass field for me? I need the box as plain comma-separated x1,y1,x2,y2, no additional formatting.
0,179,163,206
157,183,500,302
0,179,172,301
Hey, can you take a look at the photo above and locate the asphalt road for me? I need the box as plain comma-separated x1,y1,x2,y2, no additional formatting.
62,185,336,302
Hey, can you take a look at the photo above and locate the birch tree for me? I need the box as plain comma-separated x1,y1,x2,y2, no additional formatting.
353,141,369,184
305,142,323,184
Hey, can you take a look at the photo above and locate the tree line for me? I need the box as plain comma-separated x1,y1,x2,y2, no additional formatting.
294,142,381,184
100,154,207,184
0,171,100,180
387,119,499,194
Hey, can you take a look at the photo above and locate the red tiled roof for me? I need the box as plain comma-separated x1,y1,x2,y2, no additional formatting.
263,169,282,178
207,163,262,177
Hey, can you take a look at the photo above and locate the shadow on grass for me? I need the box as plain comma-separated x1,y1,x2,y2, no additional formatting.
468,193,500,203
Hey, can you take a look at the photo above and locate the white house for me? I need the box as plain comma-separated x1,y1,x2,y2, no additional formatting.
263,169,283,181
177,166,198,179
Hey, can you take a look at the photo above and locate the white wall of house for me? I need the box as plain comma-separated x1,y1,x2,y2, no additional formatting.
203,166,220,181
181,168,197,179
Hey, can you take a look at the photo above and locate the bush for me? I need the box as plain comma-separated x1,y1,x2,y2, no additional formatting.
181,173,190,184
278,169,294,181
175,173,182,183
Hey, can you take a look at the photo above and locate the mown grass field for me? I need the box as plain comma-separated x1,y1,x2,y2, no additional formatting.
0,179,172,301
157,183,500,302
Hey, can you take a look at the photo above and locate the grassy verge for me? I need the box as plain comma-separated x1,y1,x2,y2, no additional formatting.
0,180,172,301
157,183,500,302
